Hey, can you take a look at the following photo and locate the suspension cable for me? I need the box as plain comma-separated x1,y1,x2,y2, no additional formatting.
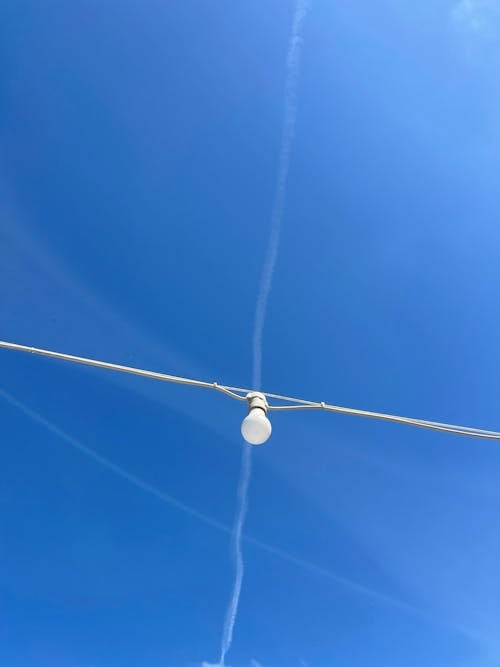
1,339,498,441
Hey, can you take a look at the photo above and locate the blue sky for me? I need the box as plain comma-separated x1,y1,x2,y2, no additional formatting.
2,1,500,666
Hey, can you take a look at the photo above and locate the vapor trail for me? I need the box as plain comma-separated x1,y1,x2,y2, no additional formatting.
1,379,423,618
1,387,481,645
216,2,311,665
252,0,311,390
217,444,251,667
0,388,228,534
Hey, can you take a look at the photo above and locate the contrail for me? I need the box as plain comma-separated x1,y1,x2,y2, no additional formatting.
252,0,311,390
217,2,312,665
0,387,483,647
217,444,251,667
0,388,228,534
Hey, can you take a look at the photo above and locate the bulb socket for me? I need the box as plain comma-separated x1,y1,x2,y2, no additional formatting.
245,391,268,415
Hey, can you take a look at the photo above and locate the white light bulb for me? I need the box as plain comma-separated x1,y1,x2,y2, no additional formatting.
241,407,272,445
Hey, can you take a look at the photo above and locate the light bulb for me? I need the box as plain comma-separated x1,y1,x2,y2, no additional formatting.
241,407,272,445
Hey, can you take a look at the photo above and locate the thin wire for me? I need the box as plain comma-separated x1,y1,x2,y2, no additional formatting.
267,400,500,436
0,339,499,441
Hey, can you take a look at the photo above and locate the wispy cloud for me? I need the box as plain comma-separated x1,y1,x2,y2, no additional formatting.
452,0,500,35
201,661,262,667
